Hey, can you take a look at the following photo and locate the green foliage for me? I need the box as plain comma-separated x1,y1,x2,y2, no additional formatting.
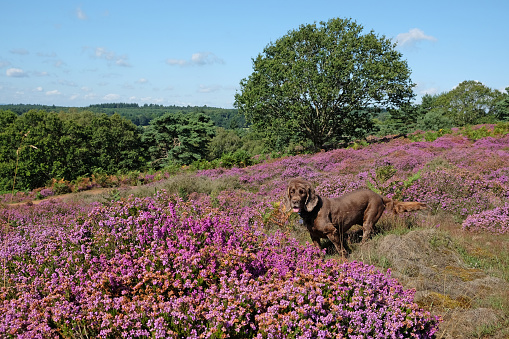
423,128,452,142
379,104,425,136
207,127,243,160
89,113,146,173
450,81,503,125
219,149,253,168
462,125,493,140
189,159,221,171
367,164,397,195
379,83,507,136
143,112,215,168
0,109,146,191
417,110,454,132
426,81,502,127
366,162,422,200
494,121,509,135
494,88,509,121
235,18,415,150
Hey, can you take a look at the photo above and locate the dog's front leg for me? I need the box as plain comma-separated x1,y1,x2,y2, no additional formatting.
322,223,348,257
307,233,325,257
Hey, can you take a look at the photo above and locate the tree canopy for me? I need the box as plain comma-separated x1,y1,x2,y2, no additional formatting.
143,112,215,168
495,87,509,121
438,80,503,126
0,110,146,190
234,18,415,150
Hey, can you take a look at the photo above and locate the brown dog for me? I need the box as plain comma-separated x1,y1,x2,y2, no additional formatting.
284,177,427,256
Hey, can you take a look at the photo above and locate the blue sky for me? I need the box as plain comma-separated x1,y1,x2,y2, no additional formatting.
1,0,508,108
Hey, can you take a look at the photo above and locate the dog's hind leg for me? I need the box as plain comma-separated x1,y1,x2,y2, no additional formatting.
362,203,385,243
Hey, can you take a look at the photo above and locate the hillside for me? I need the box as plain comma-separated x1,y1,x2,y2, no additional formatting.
1,126,508,337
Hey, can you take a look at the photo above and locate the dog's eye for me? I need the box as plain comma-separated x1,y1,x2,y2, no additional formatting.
299,189,304,194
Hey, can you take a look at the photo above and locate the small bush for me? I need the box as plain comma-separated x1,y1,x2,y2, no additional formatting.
220,149,253,168
49,178,72,195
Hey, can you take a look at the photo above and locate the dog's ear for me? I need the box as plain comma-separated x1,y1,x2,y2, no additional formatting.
282,186,292,212
304,182,318,212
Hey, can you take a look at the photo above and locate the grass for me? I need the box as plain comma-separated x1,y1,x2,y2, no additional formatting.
353,210,509,339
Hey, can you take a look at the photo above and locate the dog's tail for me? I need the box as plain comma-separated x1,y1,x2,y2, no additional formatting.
382,197,427,214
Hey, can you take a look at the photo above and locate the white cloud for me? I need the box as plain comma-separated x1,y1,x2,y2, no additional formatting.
166,58,187,66
46,90,61,96
419,87,439,96
136,78,148,84
34,71,49,77
10,48,29,55
95,47,115,60
6,68,28,77
395,28,437,47
76,7,88,20
191,52,224,65
37,51,57,58
54,60,66,67
166,52,224,66
140,96,165,103
89,47,132,67
35,86,43,92
115,58,130,67
103,93,120,101
198,84,222,93
59,79,77,87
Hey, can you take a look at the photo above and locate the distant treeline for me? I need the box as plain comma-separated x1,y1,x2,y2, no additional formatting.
0,107,261,191
0,103,246,129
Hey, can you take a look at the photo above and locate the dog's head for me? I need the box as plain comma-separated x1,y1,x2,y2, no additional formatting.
284,178,319,213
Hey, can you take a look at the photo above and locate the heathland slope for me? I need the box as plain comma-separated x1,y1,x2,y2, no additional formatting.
1,126,508,337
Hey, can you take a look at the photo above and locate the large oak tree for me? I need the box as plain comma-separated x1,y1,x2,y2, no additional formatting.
234,18,415,150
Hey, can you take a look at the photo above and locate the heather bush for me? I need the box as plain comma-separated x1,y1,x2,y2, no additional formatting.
402,168,495,218
36,188,54,199
0,192,440,338
462,203,509,234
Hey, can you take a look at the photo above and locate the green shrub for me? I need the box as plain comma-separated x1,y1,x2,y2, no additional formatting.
220,150,253,168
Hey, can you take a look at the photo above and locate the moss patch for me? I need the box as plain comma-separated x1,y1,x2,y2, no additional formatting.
444,265,485,282
416,292,472,310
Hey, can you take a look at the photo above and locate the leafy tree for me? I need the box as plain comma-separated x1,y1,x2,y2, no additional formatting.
494,87,509,121
1,110,65,189
90,113,146,173
440,80,501,126
376,103,427,136
0,110,19,190
0,110,146,191
143,112,215,168
234,18,415,150
410,94,452,132
208,127,243,160
416,109,453,131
